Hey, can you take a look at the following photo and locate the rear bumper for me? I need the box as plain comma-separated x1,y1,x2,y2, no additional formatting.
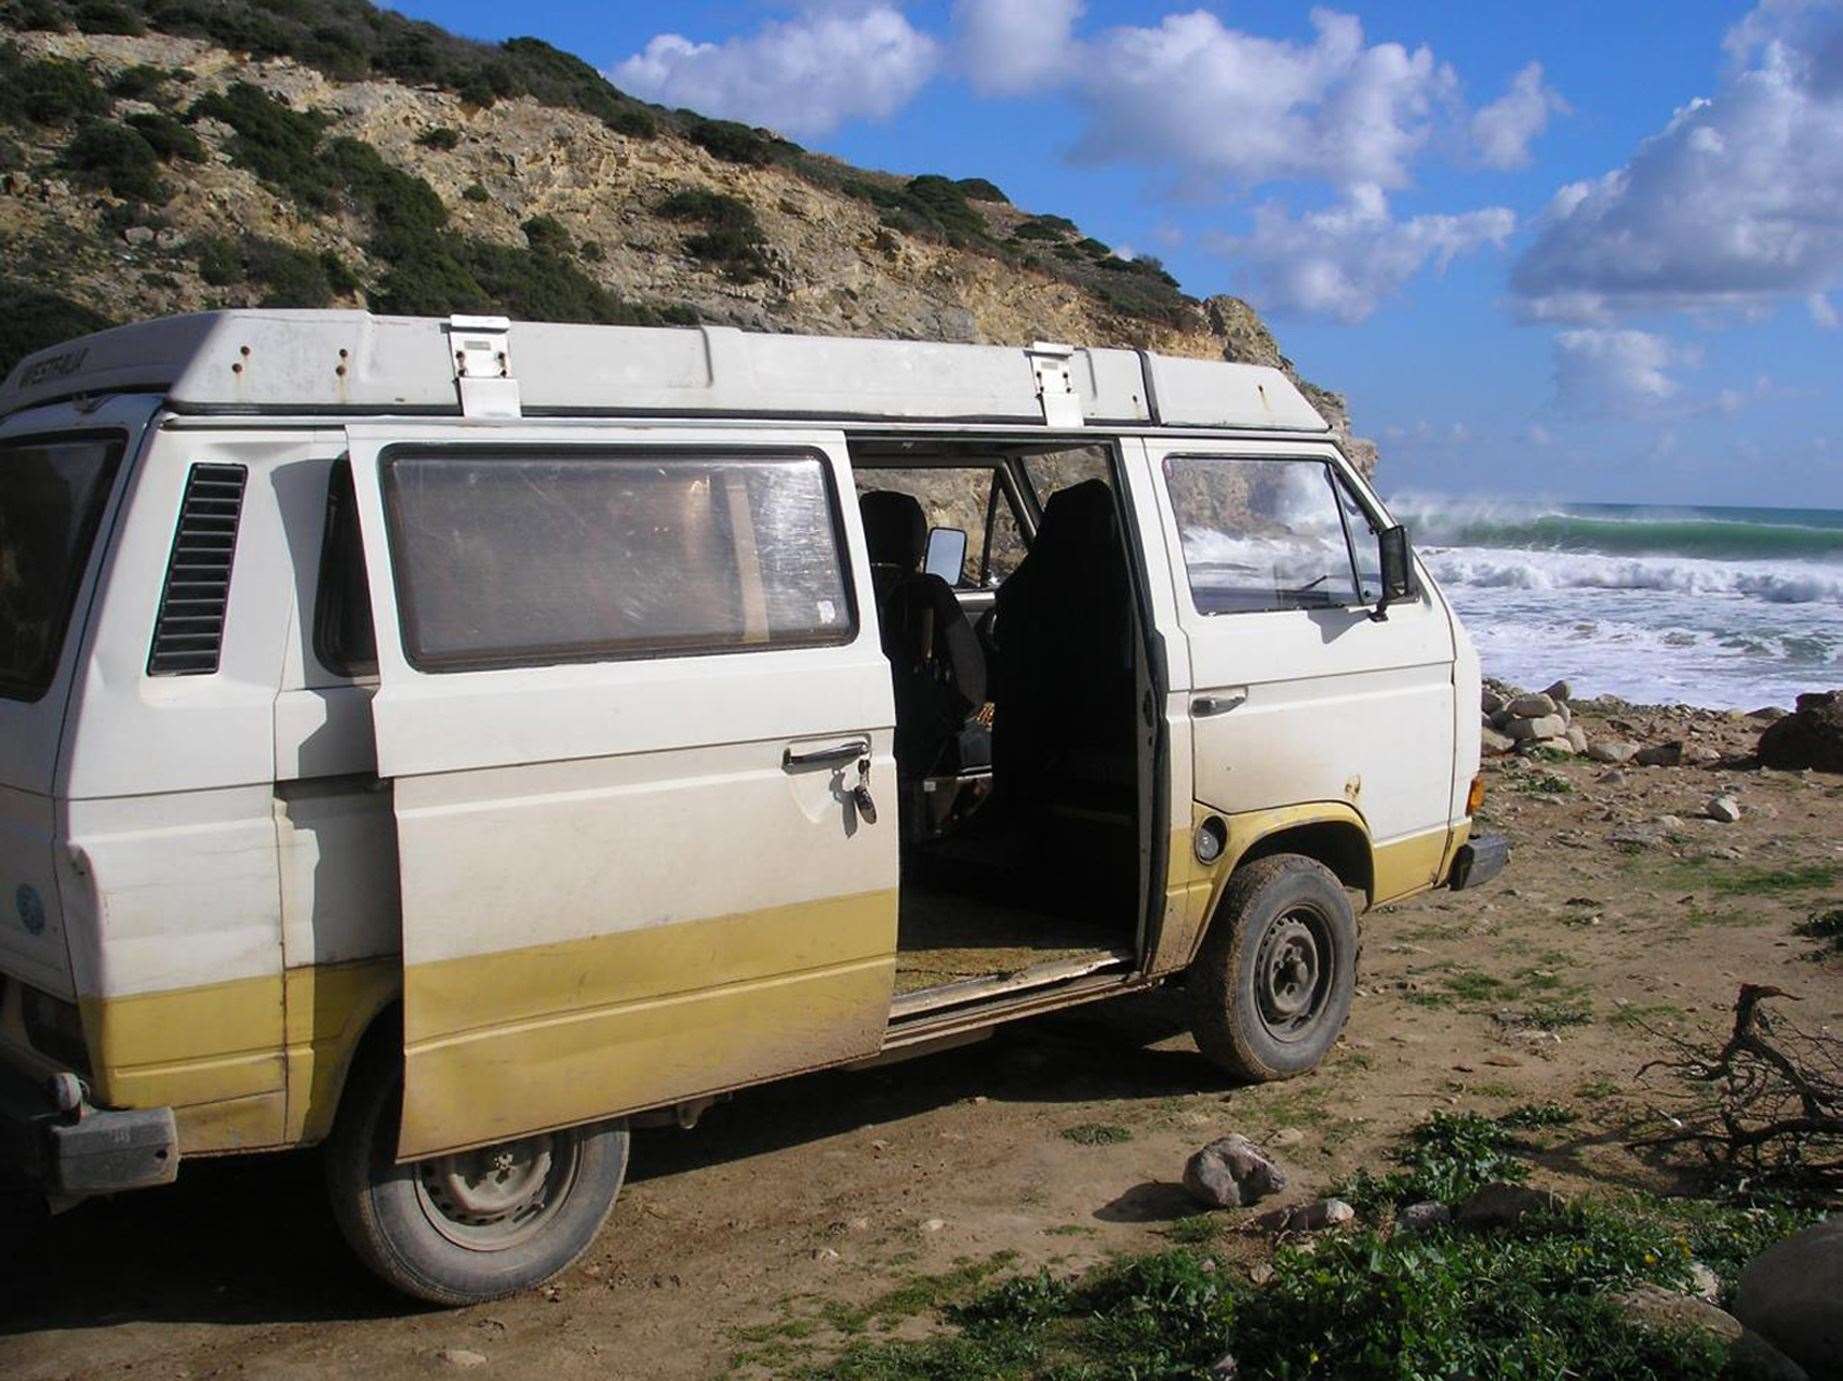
1448,832,1510,891
0,1062,178,1198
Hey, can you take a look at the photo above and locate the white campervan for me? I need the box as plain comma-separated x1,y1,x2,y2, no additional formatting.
0,311,1503,1303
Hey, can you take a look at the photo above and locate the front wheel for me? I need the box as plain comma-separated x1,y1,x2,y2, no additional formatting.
1188,854,1358,1082
324,1049,629,1306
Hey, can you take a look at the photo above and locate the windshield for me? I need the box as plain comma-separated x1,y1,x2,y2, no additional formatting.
0,434,124,701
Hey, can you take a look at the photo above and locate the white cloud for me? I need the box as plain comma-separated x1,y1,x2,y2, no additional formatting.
1811,292,1841,326
1513,0,1843,321
953,0,1082,96
1214,184,1514,322
611,4,940,138
1065,9,1457,194
1470,61,1569,169
1550,328,1691,415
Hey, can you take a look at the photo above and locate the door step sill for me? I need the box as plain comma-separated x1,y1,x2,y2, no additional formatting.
888,949,1133,1022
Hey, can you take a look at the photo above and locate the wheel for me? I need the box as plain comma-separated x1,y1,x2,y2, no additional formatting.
324,1047,629,1306
1188,853,1358,1082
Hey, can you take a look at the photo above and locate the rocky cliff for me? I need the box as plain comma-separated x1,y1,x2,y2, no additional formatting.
0,4,1373,469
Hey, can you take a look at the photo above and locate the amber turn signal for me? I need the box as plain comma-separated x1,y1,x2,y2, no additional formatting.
1466,773,1486,815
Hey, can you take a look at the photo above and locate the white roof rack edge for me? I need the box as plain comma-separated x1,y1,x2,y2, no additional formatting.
0,310,1330,434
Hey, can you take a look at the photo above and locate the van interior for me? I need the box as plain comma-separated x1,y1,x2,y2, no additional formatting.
847,440,1152,1017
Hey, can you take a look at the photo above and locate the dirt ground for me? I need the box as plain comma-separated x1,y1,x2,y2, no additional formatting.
3,701,1840,1380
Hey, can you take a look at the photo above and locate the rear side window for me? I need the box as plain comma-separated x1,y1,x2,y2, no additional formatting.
380,449,855,673
314,461,377,678
1164,456,1362,614
0,433,124,700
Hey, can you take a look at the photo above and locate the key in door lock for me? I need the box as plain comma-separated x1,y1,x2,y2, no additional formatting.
851,756,877,825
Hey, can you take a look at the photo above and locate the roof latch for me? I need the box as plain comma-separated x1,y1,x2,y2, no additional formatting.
1026,341,1083,428
446,315,520,418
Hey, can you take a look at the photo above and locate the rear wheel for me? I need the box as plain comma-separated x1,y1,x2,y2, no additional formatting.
1188,854,1358,1082
324,1048,628,1306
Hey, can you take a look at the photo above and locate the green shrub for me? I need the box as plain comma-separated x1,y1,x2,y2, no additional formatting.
952,176,1007,203
125,111,203,162
520,213,569,253
900,174,988,243
1341,1110,1531,1211
73,0,141,34
658,187,768,281
416,125,461,151
0,45,112,125
0,278,112,380
684,116,778,166
1015,213,1076,240
109,64,174,100
5,1,72,33
0,135,21,171
188,82,332,208
461,180,489,203
1075,235,1111,258
579,239,602,262
319,249,359,296
603,106,655,139
190,234,242,287
185,235,350,307
62,118,165,201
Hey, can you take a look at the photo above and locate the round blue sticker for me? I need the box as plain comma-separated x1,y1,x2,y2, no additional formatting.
16,884,46,936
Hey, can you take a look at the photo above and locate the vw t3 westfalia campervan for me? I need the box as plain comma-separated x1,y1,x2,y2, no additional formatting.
0,311,1503,1303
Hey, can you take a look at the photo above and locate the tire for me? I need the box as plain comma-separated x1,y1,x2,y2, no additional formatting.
324,1047,629,1306
1188,853,1358,1083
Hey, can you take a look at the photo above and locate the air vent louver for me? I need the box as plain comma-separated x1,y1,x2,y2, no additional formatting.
147,463,247,676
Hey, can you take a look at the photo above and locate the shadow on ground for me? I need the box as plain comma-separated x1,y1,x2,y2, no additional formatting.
0,988,1218,1334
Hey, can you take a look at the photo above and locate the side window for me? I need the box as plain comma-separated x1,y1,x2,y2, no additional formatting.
314,460,378,677
1019,445,1111,511
1333,472,1384,605
1164,456,1361,614
850,465,1024,588
380,449,854,673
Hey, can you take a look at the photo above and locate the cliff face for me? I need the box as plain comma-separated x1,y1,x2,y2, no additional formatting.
0,20,1374,470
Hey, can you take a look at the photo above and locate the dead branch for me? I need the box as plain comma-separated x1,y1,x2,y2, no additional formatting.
1630,984,1843,1188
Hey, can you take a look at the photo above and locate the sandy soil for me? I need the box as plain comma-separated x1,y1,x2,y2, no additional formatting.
3,701,1840,1379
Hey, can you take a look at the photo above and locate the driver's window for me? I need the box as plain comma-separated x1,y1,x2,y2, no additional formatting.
1164,456,1361,615
852,465,1022,588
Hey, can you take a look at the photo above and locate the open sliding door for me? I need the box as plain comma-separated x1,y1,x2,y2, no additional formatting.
342,424,899,1158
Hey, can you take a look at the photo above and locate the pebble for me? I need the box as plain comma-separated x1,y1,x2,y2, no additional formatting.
1706,794,1742,823
437,1350,489,1369
921,1218,945,1232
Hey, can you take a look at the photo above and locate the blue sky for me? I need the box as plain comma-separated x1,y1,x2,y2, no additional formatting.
391,2,1843,507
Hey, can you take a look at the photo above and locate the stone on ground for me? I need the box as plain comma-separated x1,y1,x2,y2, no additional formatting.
1481,727,1515,755
1251,1197,1354,1233
1588,740,1638,764
1635,741,1685,767
1757,691,1843,773
1732,1216,1843,1377
1542,679,1572,702
1182,1134,1286,1208
1508,714,1566,741
1613,1283,1743,1344
1706,794,1742,823
1508,693,1558,718
1396,1201,1452,1233
1453,1182,1563,1228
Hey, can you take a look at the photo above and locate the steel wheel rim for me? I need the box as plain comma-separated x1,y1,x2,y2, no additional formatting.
1254,908,1333,1043
413,1131,581,1252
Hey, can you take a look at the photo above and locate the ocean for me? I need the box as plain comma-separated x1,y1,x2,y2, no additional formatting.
1402,500,1843,711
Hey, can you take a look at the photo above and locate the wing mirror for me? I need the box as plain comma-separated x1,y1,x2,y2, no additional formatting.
1370,524,1416,621
923,526,968,585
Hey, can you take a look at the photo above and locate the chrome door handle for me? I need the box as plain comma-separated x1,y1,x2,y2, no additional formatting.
782,738,871,769
1192,691,1248,717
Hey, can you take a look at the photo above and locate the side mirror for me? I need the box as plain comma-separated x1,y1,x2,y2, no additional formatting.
1372,524,1415,620
923,526,968,585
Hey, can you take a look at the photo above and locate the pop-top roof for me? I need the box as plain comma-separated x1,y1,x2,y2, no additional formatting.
0,310,1330,434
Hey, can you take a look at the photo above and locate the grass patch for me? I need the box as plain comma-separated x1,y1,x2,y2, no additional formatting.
1794,904,1843,953
1161,1213,1222,1245
1608,1001,1686,1029
1058,1122,1132,1147
1515,1000,1595,1031
1498,1101,1579,1130
1666,860,1838,896
1341,1110,1531,1211
821,1252,1018,1335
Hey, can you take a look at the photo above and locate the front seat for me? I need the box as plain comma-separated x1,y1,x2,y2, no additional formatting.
858,491,988,777
992,478,1136,813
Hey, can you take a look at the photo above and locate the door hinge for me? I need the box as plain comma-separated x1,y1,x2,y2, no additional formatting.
446,315,520,419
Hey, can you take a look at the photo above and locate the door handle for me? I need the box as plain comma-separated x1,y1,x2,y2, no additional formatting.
783,738,871,769
1192,690,1248,717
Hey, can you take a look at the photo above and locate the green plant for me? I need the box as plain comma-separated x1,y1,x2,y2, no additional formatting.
684,116,780,166
188,82,332,208
1059,1122,1132,1146
460,180,489,203
1341,1110,1530,1211
73,0,141,34
124,111,203,162
108,64,174,100
416,125,461,150
520,213,570,253
1498,1102,1579,1130
1014,213,1076,239
951,177,1007,203
61,118,164,202
0,44,112,125
1795,905,1843,953
0,278,112,379
658,188,769,282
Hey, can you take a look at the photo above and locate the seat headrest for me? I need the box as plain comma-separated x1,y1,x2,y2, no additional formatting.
860,489,927,570
1036,479,1117,550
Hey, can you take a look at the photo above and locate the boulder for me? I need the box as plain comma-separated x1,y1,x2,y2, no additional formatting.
1589,740,1638,764
1684,743,1723,765
1480,727,1515,756
1524,736,1574,756
1482,689,1506,715
1706,794,1742,823
1757,691,1843,773
1252,1198,1355,1233
1454,1182,1563,1228
1635,741,1685,767
1182,1135,1286,1209
1733,1216,1843,1376
1542,679,1572,702
1396,1201,1451,1234
1508,693,1558,718
1613,1283,1743,1344
1566,726,1589,754
1729,1329,1811,1381
122,224,156,246
1555,701,1573,727
1507,714,1567,741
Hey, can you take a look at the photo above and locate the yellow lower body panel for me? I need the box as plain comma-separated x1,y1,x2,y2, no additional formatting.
401,889,899,1158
